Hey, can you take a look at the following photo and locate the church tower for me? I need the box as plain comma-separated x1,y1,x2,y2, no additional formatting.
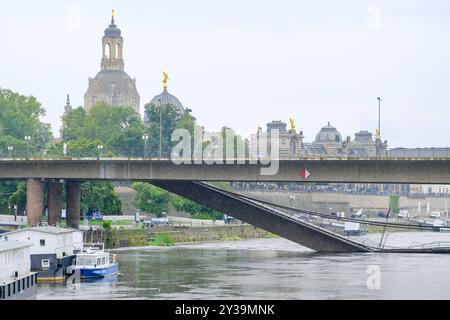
101,10,124,71
84,10,140,113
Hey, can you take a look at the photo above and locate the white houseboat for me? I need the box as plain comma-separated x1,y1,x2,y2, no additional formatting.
0,226,83,281
0,241,37,300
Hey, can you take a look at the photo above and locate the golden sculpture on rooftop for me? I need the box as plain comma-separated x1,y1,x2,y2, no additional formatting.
163,71,169,90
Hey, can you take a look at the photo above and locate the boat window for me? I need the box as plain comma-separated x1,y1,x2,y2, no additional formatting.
77,257,97,266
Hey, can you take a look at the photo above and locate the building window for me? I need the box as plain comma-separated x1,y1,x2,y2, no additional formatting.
105,43,110,59
40,239,45,246
27,276,29,288
116,43,121,58
41,259,50,269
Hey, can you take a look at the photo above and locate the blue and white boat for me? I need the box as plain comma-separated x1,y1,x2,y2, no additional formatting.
71,245,118,279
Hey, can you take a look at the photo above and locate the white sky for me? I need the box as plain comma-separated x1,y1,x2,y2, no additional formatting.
1,0,449,147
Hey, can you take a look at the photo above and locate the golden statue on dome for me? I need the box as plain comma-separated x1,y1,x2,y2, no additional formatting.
163,71,169,90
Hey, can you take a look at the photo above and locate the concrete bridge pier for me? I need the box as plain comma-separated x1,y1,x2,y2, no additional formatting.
47,181,63,226
26,178,44,226
66,181,82,229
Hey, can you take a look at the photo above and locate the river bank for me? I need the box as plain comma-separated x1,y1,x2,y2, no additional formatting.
85,224,275,249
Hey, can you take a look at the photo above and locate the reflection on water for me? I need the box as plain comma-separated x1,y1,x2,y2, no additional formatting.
37,233,450,300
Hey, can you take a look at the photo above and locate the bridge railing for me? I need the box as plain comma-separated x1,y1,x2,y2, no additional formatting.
1,146,450,161
408,241,450,249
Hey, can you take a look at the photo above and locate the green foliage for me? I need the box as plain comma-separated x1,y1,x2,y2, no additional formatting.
0,182,20,213
102,220,112,230
132,182,224,220
143,103,198,158
170,193,223,220
0,88,52,157
81,182,123,215
7,182,26,213
60,103,144,157
131,182,169,217
219,126,247,159
89,219,132,226
148,234,175,246
47,138,104,158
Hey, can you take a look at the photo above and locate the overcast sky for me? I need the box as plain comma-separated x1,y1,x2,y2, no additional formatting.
1,0,449,147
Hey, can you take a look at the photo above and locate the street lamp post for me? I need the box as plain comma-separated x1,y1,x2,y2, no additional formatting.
97,145,103,159
376,97,382,158
142,134,149,158
158,99,162,159
7,146,13,158
377,97,382,139
24,136,31,157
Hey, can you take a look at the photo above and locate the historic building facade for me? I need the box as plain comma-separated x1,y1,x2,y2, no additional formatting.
84,11,140,113
249,120,387,159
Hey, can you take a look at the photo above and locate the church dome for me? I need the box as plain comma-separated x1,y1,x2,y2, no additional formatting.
315,122,342,143
104,12,121,38
143,73,186,123
104,24,121,38
148,88,185,113
84,69,140,112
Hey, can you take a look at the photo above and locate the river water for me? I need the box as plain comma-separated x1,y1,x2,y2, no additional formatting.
37,233,450,300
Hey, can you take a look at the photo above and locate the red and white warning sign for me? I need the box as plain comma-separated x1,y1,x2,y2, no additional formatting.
300,169,311,179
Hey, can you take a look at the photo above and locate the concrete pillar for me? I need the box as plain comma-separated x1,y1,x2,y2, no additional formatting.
66,181,82,229
26,179,44,226
48,181,63,226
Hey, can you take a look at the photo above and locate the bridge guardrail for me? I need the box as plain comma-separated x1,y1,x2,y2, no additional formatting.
1,146,450,161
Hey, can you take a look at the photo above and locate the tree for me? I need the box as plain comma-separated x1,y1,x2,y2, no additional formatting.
60,102,144,157
131,182,170,217
81,182,123,215
170,193,224,220
143,104,199,158
0,88,52,157
46,138,104,158
7,182,26,214
0,88,52,214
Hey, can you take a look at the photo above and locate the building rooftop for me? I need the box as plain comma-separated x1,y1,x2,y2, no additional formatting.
144,88,185,122
0,241,33,253
2,226,77,237
315,122,342,143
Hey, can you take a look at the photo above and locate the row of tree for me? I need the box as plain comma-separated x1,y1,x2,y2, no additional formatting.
131,182,223,219
0,87,242,219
